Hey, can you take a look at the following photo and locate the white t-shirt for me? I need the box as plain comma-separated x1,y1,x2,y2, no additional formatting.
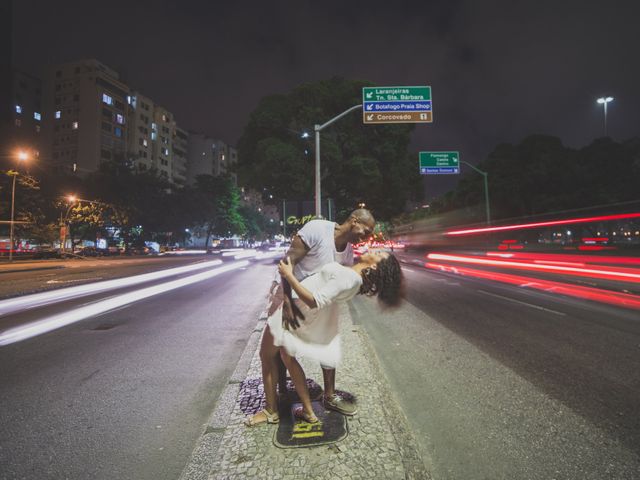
294,220,354,281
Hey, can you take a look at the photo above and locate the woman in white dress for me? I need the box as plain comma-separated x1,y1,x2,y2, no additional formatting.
246,250,403,426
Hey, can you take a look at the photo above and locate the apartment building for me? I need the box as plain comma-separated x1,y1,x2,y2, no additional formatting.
42,59,130,174
8,70,44,158
172,126,188,187
127,91,153,172
186,133,237,185
152,105,173,181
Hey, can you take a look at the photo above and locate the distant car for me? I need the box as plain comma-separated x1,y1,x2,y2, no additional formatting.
77,246,102,257
32,248,60,259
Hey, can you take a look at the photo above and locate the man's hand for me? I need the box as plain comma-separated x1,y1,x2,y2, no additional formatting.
267,283,284,316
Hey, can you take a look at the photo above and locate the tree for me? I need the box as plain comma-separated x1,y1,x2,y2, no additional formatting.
410,134,640,226
191,174,246,247
237,77,423,220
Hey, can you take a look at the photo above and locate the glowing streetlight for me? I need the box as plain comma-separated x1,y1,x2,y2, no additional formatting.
596,96,614,137
8,150,30,262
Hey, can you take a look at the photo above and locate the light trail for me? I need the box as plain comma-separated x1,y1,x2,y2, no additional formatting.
485,251,640,267
427,253,640,283
424,262,640,310
0,261,249,346
0,260,224,318
445,212,640,236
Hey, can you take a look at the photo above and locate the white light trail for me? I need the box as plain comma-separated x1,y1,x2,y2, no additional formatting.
0,261,249,346
0,260,224,318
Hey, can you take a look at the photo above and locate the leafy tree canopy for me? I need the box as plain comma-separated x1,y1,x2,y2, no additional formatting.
237,77,423,220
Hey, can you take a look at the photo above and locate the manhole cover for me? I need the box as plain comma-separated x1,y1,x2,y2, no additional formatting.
274,401,348,448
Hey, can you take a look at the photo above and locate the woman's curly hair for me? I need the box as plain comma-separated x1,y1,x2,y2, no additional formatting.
359,253,404,307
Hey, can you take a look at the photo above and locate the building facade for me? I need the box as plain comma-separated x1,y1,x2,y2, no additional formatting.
186,133,237,185
8,70,44,159
42,59,130,174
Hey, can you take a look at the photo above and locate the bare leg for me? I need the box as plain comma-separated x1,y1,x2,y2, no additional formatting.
245,325,282,426
276,355,288,395
259,326,280,414
322,367,336,398
280,350,315,419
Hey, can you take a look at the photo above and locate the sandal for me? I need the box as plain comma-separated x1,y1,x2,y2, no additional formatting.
244,408,280,427
293,406,318,424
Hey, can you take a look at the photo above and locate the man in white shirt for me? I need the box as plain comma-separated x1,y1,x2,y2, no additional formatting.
270,208,375,415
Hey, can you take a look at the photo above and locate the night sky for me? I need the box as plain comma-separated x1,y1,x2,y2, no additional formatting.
12,0,640,197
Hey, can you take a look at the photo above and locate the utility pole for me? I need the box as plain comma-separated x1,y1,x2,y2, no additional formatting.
314,104,362,217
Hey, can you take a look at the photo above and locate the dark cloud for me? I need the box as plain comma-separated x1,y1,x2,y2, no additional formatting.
12,0,640,197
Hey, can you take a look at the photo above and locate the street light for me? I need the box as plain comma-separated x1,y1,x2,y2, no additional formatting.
8,150,30,262
596,96,614,137
59,195,78,253
314,104,362,217
59,195,106,254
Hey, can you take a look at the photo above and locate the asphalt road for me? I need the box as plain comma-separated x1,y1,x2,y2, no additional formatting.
3,252,639,480
0,256,276,480
350,257,640,480
0,255,224,300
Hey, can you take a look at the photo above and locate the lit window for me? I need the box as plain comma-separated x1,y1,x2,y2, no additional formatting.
55,110,61,119
143,139,148,147
15,105,22,114
102,93,113,105
151,132,157,141
34,112,41,121
72,121,79,130
162,114,167,122
151,122,157,131
114,127,123,137
116,114,124,124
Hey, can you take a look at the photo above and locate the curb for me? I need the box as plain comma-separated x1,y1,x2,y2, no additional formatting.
0,265,65,275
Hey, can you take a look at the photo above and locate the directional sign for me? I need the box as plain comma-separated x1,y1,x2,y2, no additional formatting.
363,86,432,124
419,151,460,174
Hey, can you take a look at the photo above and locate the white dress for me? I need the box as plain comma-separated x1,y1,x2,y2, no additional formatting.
268,262,362,368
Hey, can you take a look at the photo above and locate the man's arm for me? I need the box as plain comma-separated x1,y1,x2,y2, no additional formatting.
269,235,309,292
278,235,310,329
279,257,317,309
285,234,310,266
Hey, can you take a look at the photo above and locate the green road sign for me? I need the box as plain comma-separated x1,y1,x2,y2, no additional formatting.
363,86,431,102
363,86,433,124
419,151,460,174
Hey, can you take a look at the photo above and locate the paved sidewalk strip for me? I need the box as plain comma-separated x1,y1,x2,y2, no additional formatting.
181,303,430,480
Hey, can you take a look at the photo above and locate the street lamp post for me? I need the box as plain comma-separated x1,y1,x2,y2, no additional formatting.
59,195,77,254
314,104,362,217
596,96,614,137
7,150,29,262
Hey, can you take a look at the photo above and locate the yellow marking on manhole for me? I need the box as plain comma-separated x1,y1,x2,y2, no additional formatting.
291,421,324,439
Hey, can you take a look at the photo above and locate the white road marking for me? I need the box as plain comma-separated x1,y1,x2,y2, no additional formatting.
0,260,249,346
46,277,103,284
476,289,567,316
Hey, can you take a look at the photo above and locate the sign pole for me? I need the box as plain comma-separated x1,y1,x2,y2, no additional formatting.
460,160,491,225
313,104,362,217
314,126,321,217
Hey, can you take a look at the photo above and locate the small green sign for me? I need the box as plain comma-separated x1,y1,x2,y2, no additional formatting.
419,151,460,175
